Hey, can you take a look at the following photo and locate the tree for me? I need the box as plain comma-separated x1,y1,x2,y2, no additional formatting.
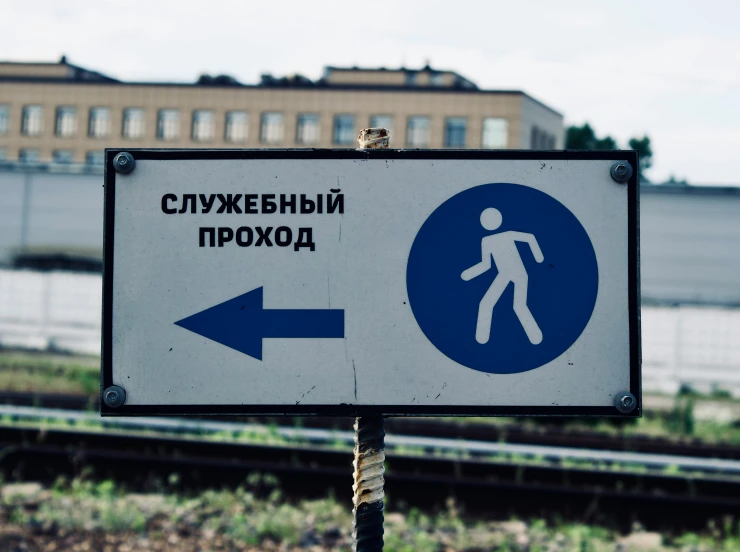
565,123,617,151
595,136,617,150
565,123,596,149
666,174,688,186
566,124,655,180
628,136,653,179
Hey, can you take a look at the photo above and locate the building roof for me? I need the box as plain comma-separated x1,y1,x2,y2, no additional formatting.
325,63,456,73
642,182,740,196
322,64,478,89
0,55,118,83
0,58,561,117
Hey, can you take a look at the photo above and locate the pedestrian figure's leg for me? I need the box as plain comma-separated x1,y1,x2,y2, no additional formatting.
475,276,509,344
512,277,542,344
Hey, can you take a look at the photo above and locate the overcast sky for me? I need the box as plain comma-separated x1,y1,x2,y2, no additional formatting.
3,0,738,184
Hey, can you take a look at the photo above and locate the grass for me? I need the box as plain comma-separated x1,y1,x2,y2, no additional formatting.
415,394,740,447
3,477,740,551
0,349,99,395
0,349,99,370
2,349,740,447
3,476,352,548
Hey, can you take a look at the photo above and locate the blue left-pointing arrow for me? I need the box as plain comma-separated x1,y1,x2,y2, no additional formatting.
174,287,344,361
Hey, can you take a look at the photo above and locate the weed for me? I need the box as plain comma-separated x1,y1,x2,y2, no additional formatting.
665,396,695,435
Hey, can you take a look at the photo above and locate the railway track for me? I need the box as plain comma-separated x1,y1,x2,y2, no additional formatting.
1,417,739,532
2,390,739,461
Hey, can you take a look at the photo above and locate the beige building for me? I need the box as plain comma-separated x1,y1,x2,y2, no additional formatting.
0,57,563,165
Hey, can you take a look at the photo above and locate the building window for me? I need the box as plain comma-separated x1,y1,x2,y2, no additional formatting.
157,109,180,141
444,117,467,147
369,115,392,133
192,110,215,142
406,72,417,86
540,131,550,149
406,116,430,147
21,105,43,137
53,150,74,164
430,73,445,86
0,105,9,136
531,128,553,149
482,117,508,149
0,148,6,162
296,113,320,145
55,106,77,138
19,149,39,164
333,115,355,145
122,108,145,140
530,126,540,149
260,112,284,144
225,111,248,143
86,151,104,166
88,107,111,138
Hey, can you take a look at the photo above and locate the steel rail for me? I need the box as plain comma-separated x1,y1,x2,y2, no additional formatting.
1,404,740,476
1,423,739,532
1,392,739,460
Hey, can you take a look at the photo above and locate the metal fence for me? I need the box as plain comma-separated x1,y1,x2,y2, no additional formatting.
0,164,103,267
0,268,101,356
1,268,739,396
2,165,740,305
642,306,740,397
1,165,739,395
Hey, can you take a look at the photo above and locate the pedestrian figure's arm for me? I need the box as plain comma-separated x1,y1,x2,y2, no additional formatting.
511,232,544,263
461,243,492,280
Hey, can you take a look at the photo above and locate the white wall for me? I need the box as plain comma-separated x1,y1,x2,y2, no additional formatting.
520,95,564,149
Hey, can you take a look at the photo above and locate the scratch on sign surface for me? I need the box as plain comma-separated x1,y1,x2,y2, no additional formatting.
296,385,317,405
352,360,357,401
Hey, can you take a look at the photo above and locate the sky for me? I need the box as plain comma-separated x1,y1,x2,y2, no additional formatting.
3,0,739,184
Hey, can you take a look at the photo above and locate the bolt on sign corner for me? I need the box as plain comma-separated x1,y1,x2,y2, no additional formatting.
101,149,640,417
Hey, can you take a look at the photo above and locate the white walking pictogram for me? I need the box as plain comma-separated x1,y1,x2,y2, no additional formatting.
461,208,544,345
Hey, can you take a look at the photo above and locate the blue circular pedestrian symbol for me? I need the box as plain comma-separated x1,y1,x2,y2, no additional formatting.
406,183,598,374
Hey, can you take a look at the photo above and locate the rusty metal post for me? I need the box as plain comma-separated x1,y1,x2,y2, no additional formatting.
352,127,389,552
357,127,390,150
352,416,386,551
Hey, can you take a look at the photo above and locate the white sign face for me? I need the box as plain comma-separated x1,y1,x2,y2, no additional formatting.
102,150,640,416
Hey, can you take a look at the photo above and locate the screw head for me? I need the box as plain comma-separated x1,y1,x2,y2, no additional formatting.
112,152,135,174
103,385,126,408
610,161,633,183
614,391,637,414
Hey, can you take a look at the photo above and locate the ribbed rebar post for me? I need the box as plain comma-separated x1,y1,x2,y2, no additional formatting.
352,128,389,552
357,127,390,150
352,416,385,552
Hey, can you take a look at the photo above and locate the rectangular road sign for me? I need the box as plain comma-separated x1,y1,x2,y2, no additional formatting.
101,149,640,417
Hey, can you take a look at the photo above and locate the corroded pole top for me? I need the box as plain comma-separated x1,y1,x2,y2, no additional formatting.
357,128,390,150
